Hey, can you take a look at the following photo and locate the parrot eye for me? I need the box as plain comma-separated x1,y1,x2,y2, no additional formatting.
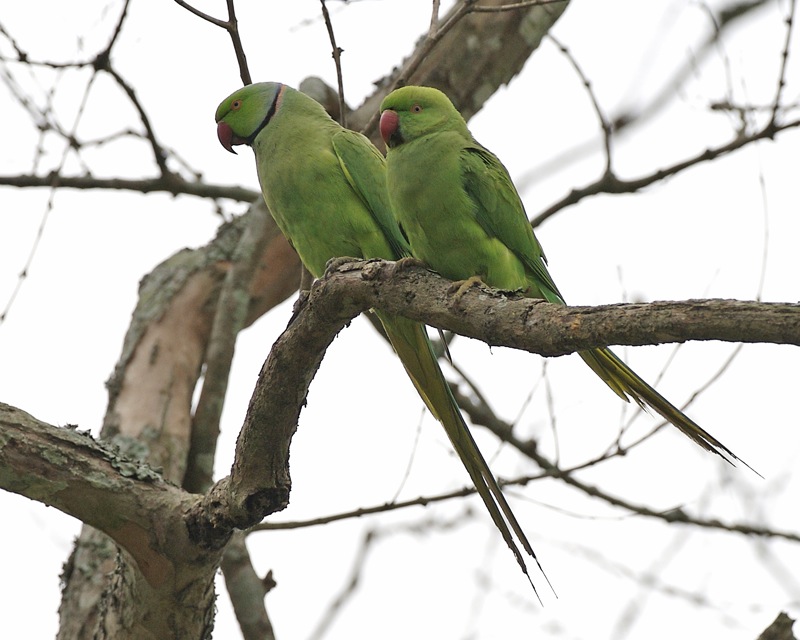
231,100,242,111
411,104,423,113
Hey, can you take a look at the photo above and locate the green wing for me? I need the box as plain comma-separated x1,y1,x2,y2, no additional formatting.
461,143,749,468
461,144,565,304
332,129,411,260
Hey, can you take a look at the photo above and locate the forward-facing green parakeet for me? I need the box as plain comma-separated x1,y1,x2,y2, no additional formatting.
379,85,745,466
216,82,549,594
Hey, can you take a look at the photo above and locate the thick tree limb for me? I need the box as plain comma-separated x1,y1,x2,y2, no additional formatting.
312,259,800,354
186,273,358,545
758,612,797,640
0,404,180,577
0,403,220,639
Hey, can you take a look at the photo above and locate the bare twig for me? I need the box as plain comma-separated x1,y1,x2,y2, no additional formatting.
532,115,800,226
104,66,172,176
515,0,775,194
0,172,259,201
319,0,347,127
308,511,474,640
307,530,376,640
471,0,569,10
251,461,800,544
0,0,131,325
771,0,796,124
225,0,251,84
549,34,613,173
173,0,251,83
252,485,507,531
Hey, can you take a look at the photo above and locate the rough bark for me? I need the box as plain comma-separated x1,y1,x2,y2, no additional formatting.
302,260,800,354
0,404,219,639
758,613,798,640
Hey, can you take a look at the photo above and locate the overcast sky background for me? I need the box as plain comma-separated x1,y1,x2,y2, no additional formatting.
1,1,799,638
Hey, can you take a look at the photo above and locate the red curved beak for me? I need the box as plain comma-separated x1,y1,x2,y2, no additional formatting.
379,110,399,147
217,121,244,154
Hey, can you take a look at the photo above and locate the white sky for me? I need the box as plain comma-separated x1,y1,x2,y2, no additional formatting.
1,1,799,638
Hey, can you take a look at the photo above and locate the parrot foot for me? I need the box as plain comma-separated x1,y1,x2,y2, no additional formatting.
392,256,428,272
447,275,486,306
323,256,362,278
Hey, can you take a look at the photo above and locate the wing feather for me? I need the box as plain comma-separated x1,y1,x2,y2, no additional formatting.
332,130,411,260
461,144,565,303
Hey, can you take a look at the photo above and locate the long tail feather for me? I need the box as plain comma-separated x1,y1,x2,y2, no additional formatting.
377,311,554,598
579,347,758,474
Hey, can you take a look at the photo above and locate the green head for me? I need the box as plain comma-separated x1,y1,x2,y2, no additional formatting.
379,85,467,148
215,82,286,154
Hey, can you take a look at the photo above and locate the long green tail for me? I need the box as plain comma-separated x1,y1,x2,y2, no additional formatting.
377,311,552,598
579,347,753,470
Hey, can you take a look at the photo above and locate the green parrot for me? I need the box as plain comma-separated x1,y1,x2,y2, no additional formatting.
215,82,549,595
379,85,746,467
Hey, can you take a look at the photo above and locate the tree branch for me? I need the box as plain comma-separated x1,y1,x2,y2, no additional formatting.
0,403,196,583
0,172,259,202
0,404,222,638
314,260,800,355
533,115,800,226
186,257,798,546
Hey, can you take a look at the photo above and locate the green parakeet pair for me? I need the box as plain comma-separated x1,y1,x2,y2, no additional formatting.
215,82,548,594
215,81,746,595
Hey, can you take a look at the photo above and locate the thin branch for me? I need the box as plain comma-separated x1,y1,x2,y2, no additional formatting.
308,511,473,640
515,0,777,195
307,530,376,640
172,0,228,28
0,1,131,325
0,172,259,201
253,486,493,531
251,465,800,543
315,260,800,355
771,0,796,124
532,115,800,226
549,34,613,173
173,0,251,84
455,393,800,545
319,0,347,127
103,66,171,177
428,0,442,34
471,0,569,10
1,68,100,325
99,0,132,63
225,0,251,85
